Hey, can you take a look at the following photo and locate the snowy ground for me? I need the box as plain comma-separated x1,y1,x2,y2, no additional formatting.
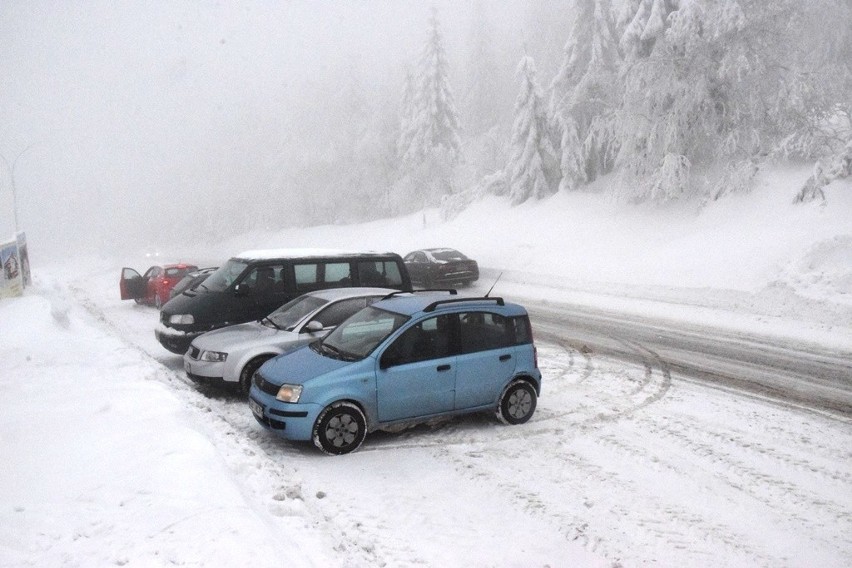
2,173,852,566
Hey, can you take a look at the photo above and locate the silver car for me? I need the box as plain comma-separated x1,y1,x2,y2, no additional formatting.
183,287,395,393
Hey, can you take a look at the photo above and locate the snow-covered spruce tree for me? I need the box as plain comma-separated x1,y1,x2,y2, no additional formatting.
550,0,621,189
396,70,417,164
507,54,560,205
615,0,751,201
399,8,462,168
616,0,852,203
392,8,463,211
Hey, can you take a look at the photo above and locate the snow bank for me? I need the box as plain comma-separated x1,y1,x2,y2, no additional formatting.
0,288,317,566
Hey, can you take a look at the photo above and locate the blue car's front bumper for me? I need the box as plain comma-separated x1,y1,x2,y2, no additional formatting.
248,386,323,441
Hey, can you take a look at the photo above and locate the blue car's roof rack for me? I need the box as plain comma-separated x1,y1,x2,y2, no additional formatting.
423,297,505,312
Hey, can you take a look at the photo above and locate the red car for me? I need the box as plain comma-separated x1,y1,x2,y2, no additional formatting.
120,263,199,309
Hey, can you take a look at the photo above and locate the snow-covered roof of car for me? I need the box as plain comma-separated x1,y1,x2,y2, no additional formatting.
234,248,396,261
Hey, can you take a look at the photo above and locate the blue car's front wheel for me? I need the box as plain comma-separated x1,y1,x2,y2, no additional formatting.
313,402,367,455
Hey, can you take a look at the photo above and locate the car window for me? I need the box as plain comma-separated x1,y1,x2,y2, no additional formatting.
323,262,351,283
312,297,370,329
459,311,511,354
203,260,249,292
143,266,159,278
241,265,285,294
358,260,403,287
511,315,533,345
267,294,328,330
320,306,408,360
294,263,319,291
432,249,466,261
382,314,455,366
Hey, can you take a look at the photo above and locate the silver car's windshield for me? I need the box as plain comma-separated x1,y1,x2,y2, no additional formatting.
201,260,249,292
318,306,408,360
265,295,327,330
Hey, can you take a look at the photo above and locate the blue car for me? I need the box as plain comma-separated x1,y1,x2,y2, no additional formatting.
248,291,542,454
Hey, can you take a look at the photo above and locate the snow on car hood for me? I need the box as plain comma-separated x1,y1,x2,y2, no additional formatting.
192,321,299,353
259,343,353,386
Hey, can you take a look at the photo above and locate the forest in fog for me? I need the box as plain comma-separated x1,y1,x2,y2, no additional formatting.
0,0,850,251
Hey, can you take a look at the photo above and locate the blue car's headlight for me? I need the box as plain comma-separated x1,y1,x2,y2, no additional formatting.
276,384,303,403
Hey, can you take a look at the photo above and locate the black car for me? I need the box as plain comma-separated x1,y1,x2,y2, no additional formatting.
170,267,218,299
403,248,479,288
156,249,412,354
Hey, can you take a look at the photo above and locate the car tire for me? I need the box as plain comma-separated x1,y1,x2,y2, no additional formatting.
313,402,367,455
496,380,537,425
239,355,274,395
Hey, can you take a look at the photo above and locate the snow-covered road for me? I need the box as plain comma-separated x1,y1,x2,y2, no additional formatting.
68,264,852,566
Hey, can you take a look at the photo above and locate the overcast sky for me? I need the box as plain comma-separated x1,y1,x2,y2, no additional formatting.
1,1,551,257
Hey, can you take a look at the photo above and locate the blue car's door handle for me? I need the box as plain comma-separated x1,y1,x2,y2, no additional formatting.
499,354,512,362
437,364,452,372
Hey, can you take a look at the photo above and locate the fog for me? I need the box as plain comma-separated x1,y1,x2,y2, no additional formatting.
0,0,560,259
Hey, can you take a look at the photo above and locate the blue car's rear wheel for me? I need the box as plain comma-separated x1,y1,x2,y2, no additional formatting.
313,402,367,455
497,380,537,425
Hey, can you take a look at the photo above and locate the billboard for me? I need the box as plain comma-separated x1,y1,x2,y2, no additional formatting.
0,237,23,298
16,232,31,287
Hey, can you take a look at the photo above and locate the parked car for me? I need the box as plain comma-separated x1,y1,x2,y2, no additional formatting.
403,248,479,288
184,287,395,394
170,266,217,299
156,249,412,354
120,263,199,309
249,291,541,455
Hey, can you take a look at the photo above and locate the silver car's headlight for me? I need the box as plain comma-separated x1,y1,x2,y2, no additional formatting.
200,350,227,362
169,314,195,325
276,384,303,403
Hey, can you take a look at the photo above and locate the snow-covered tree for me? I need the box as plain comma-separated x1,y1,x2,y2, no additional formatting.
550,0,621,188
399,7,463,166
613,0,852,202
507,55,560,205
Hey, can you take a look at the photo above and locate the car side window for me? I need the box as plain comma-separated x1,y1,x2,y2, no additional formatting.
459,311,511,354
323,262,351,284
358,260,403,287
143,266,159,278
294,263,319,292
510,315,533,345
312,297,368,329
382,314,454,366
242,265,285,293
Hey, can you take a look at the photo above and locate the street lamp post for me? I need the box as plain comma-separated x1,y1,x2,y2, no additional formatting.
1,142,38,234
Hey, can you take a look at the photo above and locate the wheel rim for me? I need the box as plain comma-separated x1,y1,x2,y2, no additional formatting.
325,414,359,447
507,389,532,419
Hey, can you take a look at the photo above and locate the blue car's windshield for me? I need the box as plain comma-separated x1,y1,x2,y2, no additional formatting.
318,306,408,360
200,259,249,292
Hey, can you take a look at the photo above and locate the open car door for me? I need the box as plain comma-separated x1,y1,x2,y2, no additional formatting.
120,267,147,301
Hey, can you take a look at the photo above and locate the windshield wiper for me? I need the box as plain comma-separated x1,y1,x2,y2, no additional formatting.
320,342,344,359
261,316,283,330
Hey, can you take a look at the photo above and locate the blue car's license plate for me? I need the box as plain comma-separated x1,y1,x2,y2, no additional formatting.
248,397,264,417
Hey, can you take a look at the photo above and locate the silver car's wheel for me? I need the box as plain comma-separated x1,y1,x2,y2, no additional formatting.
497,380,537,425
239,355,274,395
313,402,367,455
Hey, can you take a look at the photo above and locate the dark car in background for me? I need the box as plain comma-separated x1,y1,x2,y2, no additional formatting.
120,263,199,309
404,248,479,288
170,266,218,299
156,249,412,354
